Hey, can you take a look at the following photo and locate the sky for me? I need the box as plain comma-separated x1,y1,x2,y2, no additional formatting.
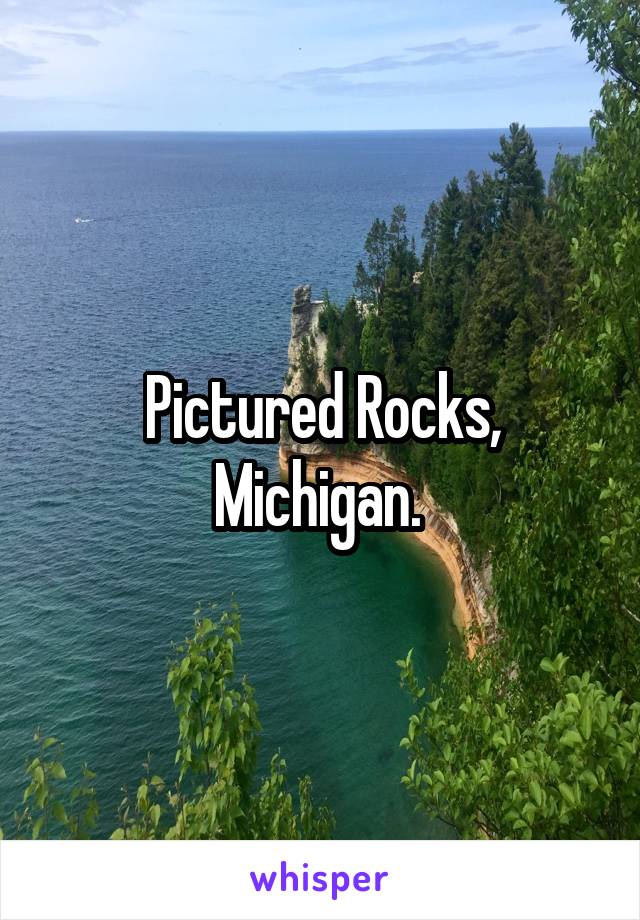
0,0,603,130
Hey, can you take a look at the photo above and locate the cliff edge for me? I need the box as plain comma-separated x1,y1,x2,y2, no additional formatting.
279,286,496,655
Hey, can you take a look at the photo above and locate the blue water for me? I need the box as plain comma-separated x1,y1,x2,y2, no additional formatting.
0,129,591,838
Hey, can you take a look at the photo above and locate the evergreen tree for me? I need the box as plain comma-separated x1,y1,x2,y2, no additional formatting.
360,308,384,372
418,179,464,389
355,217,389,304
380,263,413,392
491,122,545,222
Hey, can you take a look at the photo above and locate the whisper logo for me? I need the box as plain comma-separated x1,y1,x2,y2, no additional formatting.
249,860,389,901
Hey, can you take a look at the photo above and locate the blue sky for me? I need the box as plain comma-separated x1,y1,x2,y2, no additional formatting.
0,0,602,130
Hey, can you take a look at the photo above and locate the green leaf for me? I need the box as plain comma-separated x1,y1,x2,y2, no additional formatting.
52,803,68,825
559,730,582,748
49,763,67,781
529,781,542,807
580,707,593,741
559,784,575,807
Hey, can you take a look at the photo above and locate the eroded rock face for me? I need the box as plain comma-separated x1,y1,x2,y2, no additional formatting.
280,286,328,456
290,284,315,340
279,285,495,647
283,285,329,398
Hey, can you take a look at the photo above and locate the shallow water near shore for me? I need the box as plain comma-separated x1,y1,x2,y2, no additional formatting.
0,129,591,837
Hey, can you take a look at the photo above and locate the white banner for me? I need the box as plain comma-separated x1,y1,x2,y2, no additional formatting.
1,840,638,920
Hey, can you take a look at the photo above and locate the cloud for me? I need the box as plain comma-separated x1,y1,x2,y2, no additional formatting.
280,38,563,91
34,29,100,47
0,1,143,29
411,40,500,67
0,43,45,80
283,54,405,80
406,39,471,53
511,24,541,35
296,71,561,98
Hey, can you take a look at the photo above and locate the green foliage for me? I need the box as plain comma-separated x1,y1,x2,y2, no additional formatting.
319,295,363,376
115,604,334,840
360,309,384,372
490,122,545,222
326,122,562,559
355,217,389,304
4,606,334,841
399,650,640,839
400,0,640,841
7,730,98,840
298,334,320,395
561,0,640,91
164,606,259,833
495,38,640,692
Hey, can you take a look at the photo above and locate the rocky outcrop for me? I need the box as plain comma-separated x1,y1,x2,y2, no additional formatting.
283,285,329,397
279,286,495,656
281,285,329,457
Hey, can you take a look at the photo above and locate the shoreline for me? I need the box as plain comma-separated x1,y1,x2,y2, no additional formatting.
279,445,493,658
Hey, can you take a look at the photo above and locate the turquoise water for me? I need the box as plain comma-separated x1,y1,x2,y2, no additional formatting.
0,129,591,837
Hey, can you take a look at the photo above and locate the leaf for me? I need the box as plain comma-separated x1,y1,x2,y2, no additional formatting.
579,769,598,791
560,729,582,748
559,783,575,807
52,802,68,825
49,763,67,781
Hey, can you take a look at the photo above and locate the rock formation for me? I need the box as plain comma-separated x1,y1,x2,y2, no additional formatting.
279,285,495,653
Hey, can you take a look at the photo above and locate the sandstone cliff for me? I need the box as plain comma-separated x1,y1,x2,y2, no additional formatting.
281,285,331,457
279,286,496,655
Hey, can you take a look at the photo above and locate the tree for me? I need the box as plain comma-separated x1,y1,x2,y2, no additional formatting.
387,204,417,280
380,263,413,391
418,179,465,389
399,650,640,839
360,308,384,372
3,605,334,841
298,334,320,394
561,0,640,91
400,0,640,840
491,122,545,222
355,217,389,305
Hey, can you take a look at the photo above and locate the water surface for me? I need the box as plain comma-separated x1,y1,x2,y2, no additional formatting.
0,128,591,837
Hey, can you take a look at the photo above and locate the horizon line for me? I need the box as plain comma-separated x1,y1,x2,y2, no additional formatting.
0,125,592,135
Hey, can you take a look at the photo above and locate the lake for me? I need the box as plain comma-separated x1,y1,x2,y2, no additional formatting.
0,127,591,837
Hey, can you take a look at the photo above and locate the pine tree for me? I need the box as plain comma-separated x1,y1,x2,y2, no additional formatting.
418,179,465,389
355,217,389,304
491,122,545,222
